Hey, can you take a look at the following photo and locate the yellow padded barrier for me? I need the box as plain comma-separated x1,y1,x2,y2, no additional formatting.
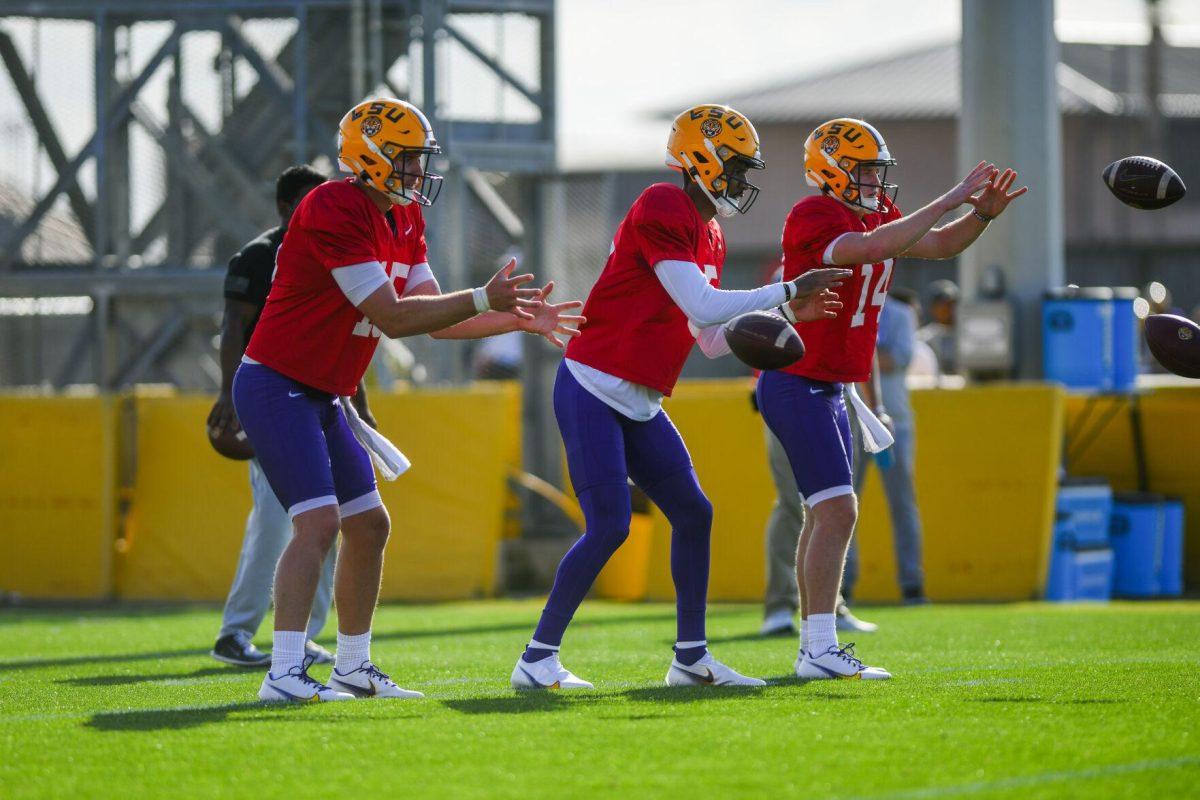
373,383,520,600
642,380,778,602
118,385,520,602
1066,387,1200,586
636,381,1064,603
0,396,116,599
853,385,1065,602
118,395,253,600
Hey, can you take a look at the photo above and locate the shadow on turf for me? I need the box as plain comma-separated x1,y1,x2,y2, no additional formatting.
84,701,426,732
57,666,238,687
438,680,858,716
4,609,747,673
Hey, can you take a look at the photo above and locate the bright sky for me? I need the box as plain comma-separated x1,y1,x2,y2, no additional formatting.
556,0,1200,169
2,0,1200,204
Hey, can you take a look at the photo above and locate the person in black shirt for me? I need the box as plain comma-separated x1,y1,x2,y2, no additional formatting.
208,165,376,667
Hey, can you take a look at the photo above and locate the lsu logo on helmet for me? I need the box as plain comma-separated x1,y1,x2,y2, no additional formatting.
666,104,764,218
804,118,898,212
338,98,443,206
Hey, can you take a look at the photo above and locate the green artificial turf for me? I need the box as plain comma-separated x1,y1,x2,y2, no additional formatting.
1,600,1197,799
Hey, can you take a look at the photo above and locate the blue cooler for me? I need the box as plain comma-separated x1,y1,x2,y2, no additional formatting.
1160,498,1185,597
1043,287,1115,390
1055,478,1113,548
1111,287,1139,392
1110,493,1163,596
1046,480,1114,601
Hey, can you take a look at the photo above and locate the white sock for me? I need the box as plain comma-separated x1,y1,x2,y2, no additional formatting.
271,630,307,675
335,630,372,673
799,619,810,656
807,613,837,656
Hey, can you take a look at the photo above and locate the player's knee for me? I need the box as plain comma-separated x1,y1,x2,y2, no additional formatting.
292,505,341,553
676,492,713,535
344,506,391,550
811,494,858,537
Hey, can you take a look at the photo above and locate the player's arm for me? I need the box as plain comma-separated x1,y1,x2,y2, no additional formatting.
856,354,892,434
403,268,585,349
350,380,376,429
346,259,541,339
207,298,258,435
901,168,1028,260
827,161,998,266
654,262,850,327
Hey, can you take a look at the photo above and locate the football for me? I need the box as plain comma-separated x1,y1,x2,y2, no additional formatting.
1101,156,1187,210
207,420,255,460
1144,313,1200,379
724,311,805,371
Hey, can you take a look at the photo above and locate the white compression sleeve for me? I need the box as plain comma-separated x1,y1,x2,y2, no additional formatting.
688,321,732,359
332,261,391,306
654,260,789,327
401,262,439,296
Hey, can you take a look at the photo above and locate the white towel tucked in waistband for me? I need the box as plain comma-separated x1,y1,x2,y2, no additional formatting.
846,384,895,454
340,397,411,481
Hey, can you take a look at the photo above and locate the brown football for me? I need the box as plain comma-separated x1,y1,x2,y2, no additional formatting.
725,311,805,371
207,418,255,461
1144,313,1200,379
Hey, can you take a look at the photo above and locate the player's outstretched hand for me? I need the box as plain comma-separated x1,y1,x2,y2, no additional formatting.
207,392,240,437
969,167,1028,218
942,160,997,209
789,267,852,302
486,258,543,320
518,281,587,349
790,288,843,322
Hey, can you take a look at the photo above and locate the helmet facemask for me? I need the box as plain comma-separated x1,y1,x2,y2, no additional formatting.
838,157,898,213
682,141,764,218
365,138,444,207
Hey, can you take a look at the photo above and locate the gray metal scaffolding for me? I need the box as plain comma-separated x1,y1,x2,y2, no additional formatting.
0,0,556,391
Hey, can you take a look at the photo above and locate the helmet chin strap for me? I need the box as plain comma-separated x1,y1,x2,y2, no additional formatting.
678,150,738,218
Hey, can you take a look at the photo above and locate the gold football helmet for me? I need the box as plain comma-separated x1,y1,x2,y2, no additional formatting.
666,104,764,218
337,97,442,206
804,118,897,212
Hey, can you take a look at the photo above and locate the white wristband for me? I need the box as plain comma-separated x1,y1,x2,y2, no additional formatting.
779,303,799,324
782,281,796,302
471,286,490,314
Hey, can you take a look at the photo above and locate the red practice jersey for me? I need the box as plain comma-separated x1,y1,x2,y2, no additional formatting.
246,179,428,395
779,193,902,384
565,183,725,395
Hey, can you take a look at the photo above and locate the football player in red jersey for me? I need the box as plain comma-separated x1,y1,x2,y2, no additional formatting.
758,118,1026,680
511,105,850,690
235,98,584,703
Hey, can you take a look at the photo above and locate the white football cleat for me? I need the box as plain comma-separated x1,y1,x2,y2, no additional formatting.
759,609,798,636
510,653,594,690
258,656,355,703
329,661,424,699
666,652,766,687
796,643,891,680
836,603,879,634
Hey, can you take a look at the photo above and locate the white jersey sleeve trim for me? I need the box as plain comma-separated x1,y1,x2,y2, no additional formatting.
332,260,390,306
653,260,788,327
823,232,854,265
402,262,438,296
688,321,732,359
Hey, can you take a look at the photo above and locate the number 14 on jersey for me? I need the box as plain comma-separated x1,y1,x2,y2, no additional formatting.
850,258,893,328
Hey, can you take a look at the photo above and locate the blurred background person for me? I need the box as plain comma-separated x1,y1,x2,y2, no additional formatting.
917,279,959,376
206,165,375,667
842,288,928,607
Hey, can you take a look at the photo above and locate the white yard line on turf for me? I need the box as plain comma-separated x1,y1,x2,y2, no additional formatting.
856,757,1200,799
